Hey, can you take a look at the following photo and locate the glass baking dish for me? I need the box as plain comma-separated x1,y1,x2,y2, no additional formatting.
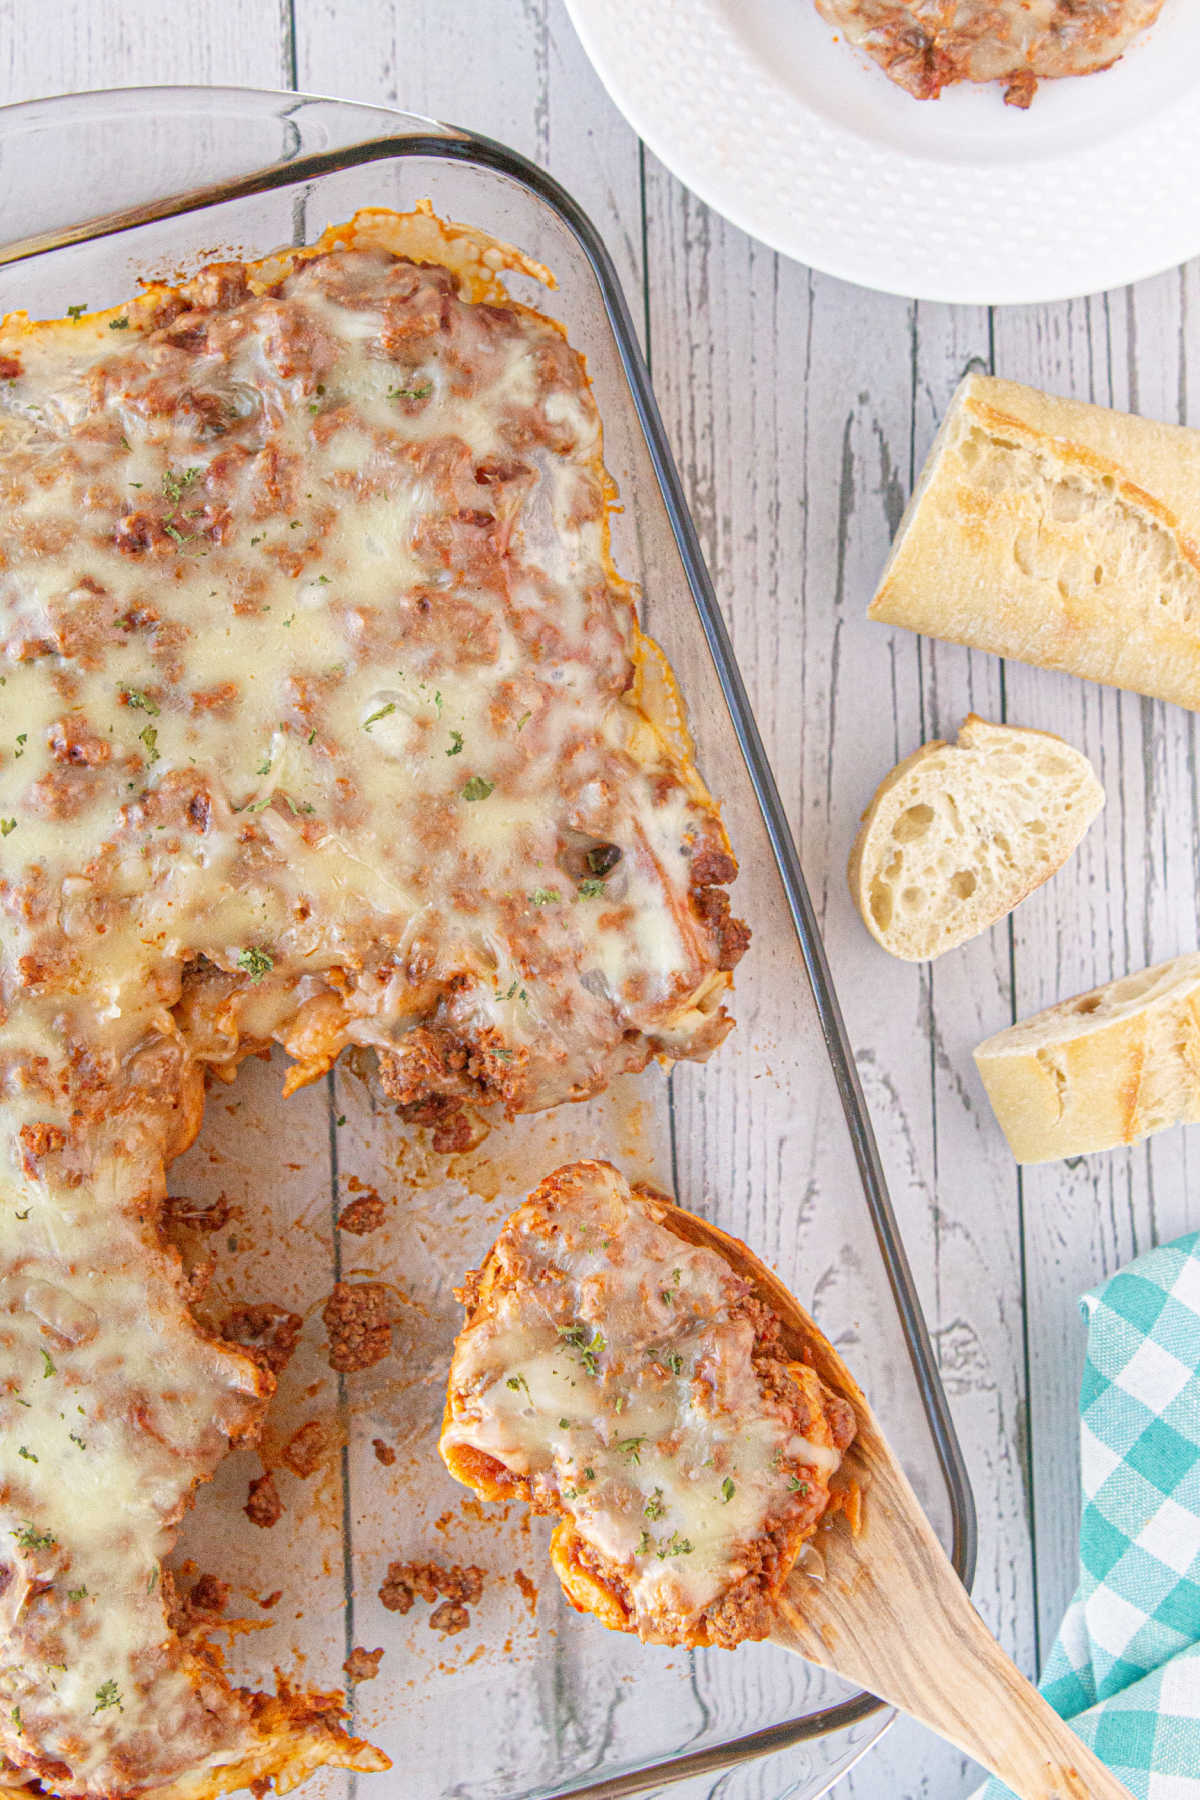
0,86,976,1800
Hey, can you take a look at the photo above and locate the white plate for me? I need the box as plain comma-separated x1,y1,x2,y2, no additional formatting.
563,0,1200,304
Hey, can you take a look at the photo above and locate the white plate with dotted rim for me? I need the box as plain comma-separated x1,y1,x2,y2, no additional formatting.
562,0,1200,304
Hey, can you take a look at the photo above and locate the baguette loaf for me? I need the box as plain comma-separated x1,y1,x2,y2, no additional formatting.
848,715,1103,961
869,373,1200,713
974,953,1200,1163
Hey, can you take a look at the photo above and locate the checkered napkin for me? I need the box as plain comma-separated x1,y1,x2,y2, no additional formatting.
980,1232,1200,1800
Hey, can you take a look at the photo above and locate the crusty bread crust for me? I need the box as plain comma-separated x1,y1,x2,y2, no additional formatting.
869,373,1200,713
848,714,1103,961
974,952,1200,1162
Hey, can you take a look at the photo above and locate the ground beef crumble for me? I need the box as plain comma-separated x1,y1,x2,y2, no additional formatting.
342,1646,384,1683
378,1559,484,1632
322,1280,392,1371
244,1470,283,1528
281,1419,331,1478
222,1302,303,1376
338,1192,386,1235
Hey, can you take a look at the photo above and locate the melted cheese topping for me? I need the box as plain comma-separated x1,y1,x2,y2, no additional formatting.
0,212,742,1795
440,1162,847,1645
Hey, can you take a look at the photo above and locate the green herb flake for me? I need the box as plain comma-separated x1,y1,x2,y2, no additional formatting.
636,1530,652,1556
557,1322,605,1377
721,1476,736,1504
17,1446,37,1463
108,317,130,331
123,688,159,717
362,702,396,731
235,946,274,983
530,887,561,906
0,819,16,837
558,1417,570,1431
12,1522,55,1551
10,1706,21,1735
40,1348,55,1379
515,710,532,732
446,730,464,756
616,1437,646,1465
664,1352,685,1376
656,1532,694,1560
387,381,433,401
139,725,159,764
506,1374,530,1397
335,1114,346,1128
461,776,494,803
643,1488,665,1522
66,302,88,320
576,879,606,899
69,1431,86,1450
93,1680,123,1715
67,1585,89,1601
787,1476,810,1495
161,466,200,503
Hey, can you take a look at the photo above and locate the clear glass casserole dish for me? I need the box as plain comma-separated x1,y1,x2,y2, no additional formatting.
0,86,976,1800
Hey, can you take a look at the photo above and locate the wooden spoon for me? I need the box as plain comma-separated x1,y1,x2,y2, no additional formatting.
654,1199,1132,1800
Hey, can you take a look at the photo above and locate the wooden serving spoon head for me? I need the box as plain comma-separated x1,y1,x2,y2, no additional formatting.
653,1200,1132,1800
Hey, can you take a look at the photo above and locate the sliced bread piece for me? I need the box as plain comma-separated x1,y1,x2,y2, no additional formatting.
868,372,1200,713
974,953,1200,1163
848,714,1103,961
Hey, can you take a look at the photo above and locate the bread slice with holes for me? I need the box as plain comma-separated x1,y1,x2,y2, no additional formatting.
868,373,1200,713
974,953,1200,1162
848,715,1103,961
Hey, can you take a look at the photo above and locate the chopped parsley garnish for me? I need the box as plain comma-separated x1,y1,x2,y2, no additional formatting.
122,688,159,716
787,1476,811,1495
461,776,494,802
656,1532,694,1560
530,887,561,905
558,1417,571,1430
576,879,606,899
108,317,130,330
636,1530,653,1556
161,465,200,503
557,1322,605,1377
67,1585,88,1601
66,302,88,319
93,1680,123,1714
659,1269,682,1305
721,1476,736,1503
446,730,463,756
139,725,159,763
11,1522,54,1550
40,1348,55,1378
10,1706,21,1734
515,710,532,732
362,702,396,730
0,819,15,837
643,1488,666,1522
17,1446,37,1463
255,751,272,776
387,381,433,400
69,1431,86,1450
236,946,274,982
14,733,25,755
664,1352,685,1376
335,1114,346,1127
616,1437,646,1465
506,1374,530,1397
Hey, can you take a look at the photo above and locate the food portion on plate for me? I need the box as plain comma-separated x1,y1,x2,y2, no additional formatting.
439,1160,856,1649
869,373,1200,714
0,209,745,1798
975,952,1200,1163
849,715,1103,962
815,0,1165,107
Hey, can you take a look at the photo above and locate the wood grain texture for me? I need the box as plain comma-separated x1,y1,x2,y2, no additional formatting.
2,3,1197,1796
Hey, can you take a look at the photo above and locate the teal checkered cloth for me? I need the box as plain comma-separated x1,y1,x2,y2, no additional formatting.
981,1232,1200,1799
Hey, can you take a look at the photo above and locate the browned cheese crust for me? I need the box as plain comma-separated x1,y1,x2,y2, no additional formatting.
0,208,744,1796
813,0,1164,105
440,1161,854,1649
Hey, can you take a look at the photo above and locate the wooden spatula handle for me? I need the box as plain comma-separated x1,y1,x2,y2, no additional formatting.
771,1438,1133,1800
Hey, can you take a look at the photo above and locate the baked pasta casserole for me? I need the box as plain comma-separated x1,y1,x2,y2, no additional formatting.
0,210,745,1797
440,1161,855,1648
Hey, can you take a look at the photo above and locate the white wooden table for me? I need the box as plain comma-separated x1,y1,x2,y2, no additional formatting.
5,6,1197,1797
